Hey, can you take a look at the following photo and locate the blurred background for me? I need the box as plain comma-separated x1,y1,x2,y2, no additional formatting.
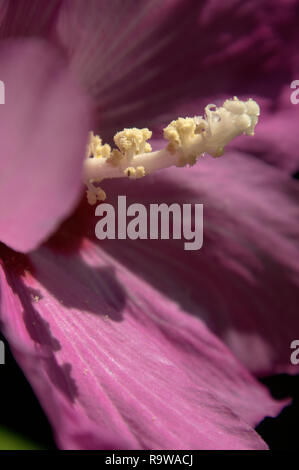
0,332,56,449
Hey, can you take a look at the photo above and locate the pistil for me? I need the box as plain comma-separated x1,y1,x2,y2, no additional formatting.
83,97,260,203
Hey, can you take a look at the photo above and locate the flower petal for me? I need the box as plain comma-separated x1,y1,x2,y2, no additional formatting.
54,0,299,147
0,1,8,27
0,240,283,450
0,0,62,38
96,147,299,376
0,39,91,252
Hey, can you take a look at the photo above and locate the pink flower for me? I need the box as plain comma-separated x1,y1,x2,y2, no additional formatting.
0,0,298,449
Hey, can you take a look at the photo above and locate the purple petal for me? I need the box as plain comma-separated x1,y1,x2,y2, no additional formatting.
98,148,299,376
0,0,62,38
0,39,91,252
0,1,8,26
0,240,283,450
54,0,299,150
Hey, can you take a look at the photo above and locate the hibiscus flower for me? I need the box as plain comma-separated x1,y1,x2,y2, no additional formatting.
0,0,298,450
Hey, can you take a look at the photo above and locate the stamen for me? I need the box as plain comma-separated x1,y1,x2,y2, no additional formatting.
83,97,260,203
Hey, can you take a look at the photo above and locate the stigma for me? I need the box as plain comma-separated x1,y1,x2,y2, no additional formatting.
83,97,260,204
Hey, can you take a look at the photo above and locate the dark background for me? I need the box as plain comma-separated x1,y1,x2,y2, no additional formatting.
0,331,56,449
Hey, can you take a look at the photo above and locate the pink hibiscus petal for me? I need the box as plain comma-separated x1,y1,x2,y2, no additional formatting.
0,1,8,27
0,240,284,450
0,0,62,38
54,0,299,146
93,147,299,376
0,38,91,253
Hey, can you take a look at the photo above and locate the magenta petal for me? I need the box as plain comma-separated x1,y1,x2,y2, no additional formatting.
100,148,299,376
54,0,299,143
0,1,8,27
0,39,91,252
0,0,62,38
0,241,283,450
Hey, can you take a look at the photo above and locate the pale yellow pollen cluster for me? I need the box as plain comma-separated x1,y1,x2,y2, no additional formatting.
114,128,152,158
86,131,111,159
164,117,201,166
83,97,260,204
124,166,146,179
85,128,152,203
106,128,152,167
86,183,106,205
164,117,197,151
164,97,260,163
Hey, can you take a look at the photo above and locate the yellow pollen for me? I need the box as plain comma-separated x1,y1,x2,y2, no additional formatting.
83,97,260,203
86,131,111,159
124,166,145,179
